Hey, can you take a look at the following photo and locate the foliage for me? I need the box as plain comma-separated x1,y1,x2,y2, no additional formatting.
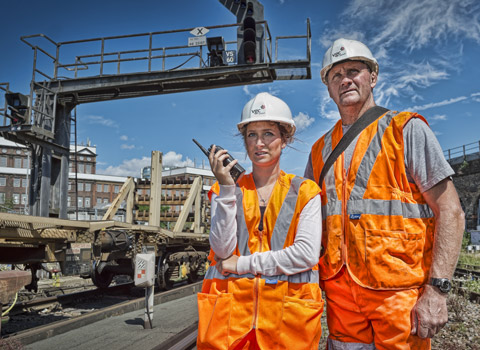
0,197,15,213
458,159,469,172
463,278,480,294
458,252,480,266
461,231,471,249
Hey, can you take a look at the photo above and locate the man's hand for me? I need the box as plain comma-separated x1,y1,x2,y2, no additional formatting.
215,255,239,275
411,285,448,338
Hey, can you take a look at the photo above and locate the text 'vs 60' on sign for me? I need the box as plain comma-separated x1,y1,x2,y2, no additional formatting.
224,50,237,64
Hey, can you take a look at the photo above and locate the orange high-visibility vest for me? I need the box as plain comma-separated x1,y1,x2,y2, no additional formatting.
197,171,324,350
310,111,436,290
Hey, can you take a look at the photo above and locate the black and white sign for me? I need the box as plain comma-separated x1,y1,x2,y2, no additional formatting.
190,27,209,37
188,36,207,47
223,50,237,64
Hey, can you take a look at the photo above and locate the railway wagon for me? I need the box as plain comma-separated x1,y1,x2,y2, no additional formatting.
0,171,211,291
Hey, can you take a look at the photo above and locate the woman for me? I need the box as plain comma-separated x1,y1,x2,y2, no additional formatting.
197,92,323,350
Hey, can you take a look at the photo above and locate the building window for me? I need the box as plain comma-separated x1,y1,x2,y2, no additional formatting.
1,149,6,153
103,198,108,204
22,178,28,187
68,182,72,191
22,158,29,168
86,164,92,174
14,157,22,168
0,156,7,167
0,177,6,187
87,157,92,161
85,183,91,192
68,196,71,207
97,198,102,205
78,163,84,173
13,178,20,187
16,150,21,155
13,194,20,204
114,185,120,193
85,197,91,208
21,194,27,205
97,184,102,192
0,193,5,204
78,182,84,191
78,197,83,207
104,184,109,192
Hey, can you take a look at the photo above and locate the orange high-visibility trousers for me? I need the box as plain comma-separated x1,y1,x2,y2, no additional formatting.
324,268,430,350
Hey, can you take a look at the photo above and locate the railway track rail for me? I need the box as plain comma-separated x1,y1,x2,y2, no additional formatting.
4,283,134,317
1,281,202,346
454,267,480,280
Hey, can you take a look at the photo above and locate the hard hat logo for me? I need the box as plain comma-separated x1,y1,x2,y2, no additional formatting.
332,47,346,58
251,107,266,115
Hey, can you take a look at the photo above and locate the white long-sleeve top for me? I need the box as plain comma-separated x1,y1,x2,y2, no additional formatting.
210,184,322,276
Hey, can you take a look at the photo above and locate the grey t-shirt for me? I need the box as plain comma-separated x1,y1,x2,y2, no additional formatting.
304,117,454,193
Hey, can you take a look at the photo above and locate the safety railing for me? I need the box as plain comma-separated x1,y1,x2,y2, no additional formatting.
444,141,480,162
19,21,299,82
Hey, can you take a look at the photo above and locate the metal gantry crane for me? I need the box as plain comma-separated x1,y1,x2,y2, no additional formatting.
0,0,312,219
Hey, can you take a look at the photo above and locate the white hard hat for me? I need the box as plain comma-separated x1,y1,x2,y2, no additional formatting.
320,38,379,85
237,92,296,137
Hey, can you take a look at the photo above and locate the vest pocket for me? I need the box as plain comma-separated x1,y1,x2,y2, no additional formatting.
365,229,424,288
277,295,324,350
197,292,233,350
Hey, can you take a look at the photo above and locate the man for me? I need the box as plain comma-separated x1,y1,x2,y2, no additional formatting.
304,38,465,350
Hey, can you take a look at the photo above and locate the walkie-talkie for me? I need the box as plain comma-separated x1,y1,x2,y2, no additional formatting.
192,139,245,182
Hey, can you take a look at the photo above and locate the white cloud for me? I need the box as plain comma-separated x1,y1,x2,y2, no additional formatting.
121,144,135,150
430,114,447,121
293,112,315,131
433,130,443,136
163,151,194,168
98,151,194,177
243,85,252,97
120,135,128,141
84,115,118,128
471,92,480,103
409,96,468,111
99,157,151,177
343,0,480,50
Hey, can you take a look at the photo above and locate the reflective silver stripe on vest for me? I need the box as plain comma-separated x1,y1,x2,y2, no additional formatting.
204,265,319,284
270,176,304,251
323,198,433,219
347,198,433,218
327,338,376,350
235,186,251,256
350,111,396,200
322,126,338,201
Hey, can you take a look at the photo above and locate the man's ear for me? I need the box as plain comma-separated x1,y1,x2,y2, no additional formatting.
370,71,378,89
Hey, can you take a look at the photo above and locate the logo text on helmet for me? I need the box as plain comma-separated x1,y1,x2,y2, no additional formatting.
251,105,266,115
332,46,346,58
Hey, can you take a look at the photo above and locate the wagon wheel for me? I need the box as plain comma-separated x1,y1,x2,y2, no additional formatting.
91,261,114,289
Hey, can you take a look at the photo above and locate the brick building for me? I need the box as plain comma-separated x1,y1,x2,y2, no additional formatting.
0,137,216,223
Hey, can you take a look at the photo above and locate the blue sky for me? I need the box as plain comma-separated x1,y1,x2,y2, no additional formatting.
1,0,479,177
